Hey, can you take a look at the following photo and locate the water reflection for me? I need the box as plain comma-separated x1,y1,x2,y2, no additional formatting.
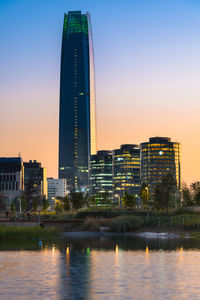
60,244,91,299
1,236,200,299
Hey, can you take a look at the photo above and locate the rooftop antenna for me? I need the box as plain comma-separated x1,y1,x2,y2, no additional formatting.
18,151,21,158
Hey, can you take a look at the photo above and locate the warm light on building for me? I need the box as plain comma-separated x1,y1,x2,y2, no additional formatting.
113,144,140,202
140,137,181,192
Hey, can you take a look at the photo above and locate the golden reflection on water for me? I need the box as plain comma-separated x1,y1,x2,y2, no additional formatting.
178,246,184,264
66,246,70,255
115,244,119,266
145,245,149,261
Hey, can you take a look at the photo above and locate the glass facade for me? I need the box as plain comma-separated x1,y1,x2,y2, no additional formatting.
24,160,47,198
59,11,96,191
113,145,141,201
0,157,24,206
89,151,113,205
140,137,181,191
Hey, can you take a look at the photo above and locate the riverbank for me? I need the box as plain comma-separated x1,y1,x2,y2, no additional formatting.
0,225,59,241
1,213,200,240
61,229,197,239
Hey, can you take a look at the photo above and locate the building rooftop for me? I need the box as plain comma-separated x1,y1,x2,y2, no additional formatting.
0,157,22,163
149,137,171,143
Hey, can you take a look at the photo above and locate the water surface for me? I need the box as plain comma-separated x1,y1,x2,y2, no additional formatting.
0,236,200,299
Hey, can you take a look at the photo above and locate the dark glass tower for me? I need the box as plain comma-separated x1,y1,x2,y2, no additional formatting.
59,11,96,191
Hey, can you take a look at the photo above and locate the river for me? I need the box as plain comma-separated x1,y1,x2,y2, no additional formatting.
0,236,200,299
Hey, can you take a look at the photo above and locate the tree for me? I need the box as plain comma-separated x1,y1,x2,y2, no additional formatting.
42,196,49,211
88,195,97,207
55,202,64,214
0,193,6,211
63,195,70,211
181,182,193,206
20,194,28,211
32,197,39,211
190,181,200,205
70,192,84,209
100,192,112,206
140,182,150,209
10,201,16,213
122,192,136,208
153,173,177,212
24,178,36,209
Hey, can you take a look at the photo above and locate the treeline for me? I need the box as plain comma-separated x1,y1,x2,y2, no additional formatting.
1,174,200,214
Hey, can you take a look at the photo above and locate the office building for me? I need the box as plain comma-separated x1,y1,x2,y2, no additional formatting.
59,11,96,191
113,145,140,203
89,150,113,205
24,160,47,198
47,178,67,209
0,157,24,207
140,137,181,191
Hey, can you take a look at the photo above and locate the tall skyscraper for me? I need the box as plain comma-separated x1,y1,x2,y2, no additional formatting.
140,137,181,192
59,11,96,191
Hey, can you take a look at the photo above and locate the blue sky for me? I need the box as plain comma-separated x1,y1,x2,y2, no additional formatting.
1,0,200,183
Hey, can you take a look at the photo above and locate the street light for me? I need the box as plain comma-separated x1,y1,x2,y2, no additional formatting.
114,194,120,207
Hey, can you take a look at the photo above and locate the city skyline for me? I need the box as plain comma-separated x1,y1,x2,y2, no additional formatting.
1,0,200,184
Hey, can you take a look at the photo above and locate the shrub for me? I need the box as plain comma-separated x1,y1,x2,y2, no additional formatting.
173,207,200,215
79,218,112,231
110,216,143,232
80,218,100,231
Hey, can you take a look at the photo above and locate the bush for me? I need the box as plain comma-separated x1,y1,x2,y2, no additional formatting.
80,218,100,231
173,207,200,215
110,216,144,232
80,218,112,231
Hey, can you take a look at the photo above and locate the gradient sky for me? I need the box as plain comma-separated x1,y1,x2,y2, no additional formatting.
1,0,200,184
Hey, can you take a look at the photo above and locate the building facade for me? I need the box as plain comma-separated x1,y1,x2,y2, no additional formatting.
59,11,96,191
140,137,181,191
24,160,47,198
113,145,141,203
47,178,67,209
89,150,113,205
0,157,24,207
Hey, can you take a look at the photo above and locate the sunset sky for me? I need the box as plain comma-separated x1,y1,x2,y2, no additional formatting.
1,0,200,184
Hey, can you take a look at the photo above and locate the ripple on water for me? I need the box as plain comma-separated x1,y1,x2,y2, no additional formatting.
0,242,200,300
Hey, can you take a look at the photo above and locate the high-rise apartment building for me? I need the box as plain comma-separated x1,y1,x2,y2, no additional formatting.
0,157,24,207
59,11,96,191
113,145,140,202
140,137,181,191
89,150,113,205
24,160,47,198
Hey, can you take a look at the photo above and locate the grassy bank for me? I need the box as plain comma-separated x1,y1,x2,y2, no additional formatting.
76,214,200,233
0,226,59,241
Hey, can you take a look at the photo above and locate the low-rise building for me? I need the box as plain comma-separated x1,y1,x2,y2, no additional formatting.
47,178,67,209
